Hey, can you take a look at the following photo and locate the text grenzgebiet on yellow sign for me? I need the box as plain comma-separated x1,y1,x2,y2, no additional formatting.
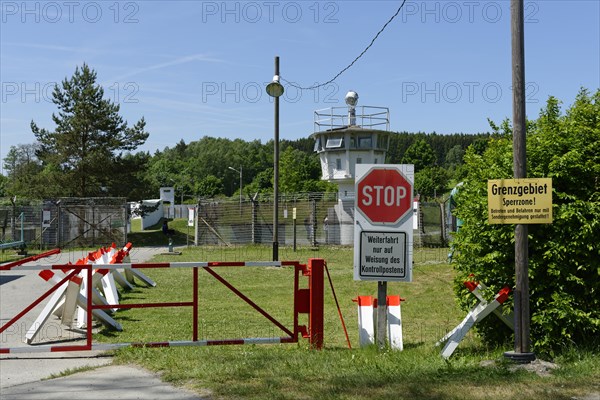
487,178,552,224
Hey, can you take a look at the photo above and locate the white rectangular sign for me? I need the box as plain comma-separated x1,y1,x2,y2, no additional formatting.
358,231,407,280
188,208,195,227
354,164,414,282
42,210,51,228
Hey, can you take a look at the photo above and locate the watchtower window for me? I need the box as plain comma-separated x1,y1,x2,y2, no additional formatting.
313,137,322,152
326,137,344,149
358,136,372,148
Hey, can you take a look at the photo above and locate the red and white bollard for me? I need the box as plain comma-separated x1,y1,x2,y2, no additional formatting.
387,295,404,351
353,295,405,349
353,296,376,347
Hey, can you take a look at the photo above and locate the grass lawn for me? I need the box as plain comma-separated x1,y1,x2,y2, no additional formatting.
99,245,599,400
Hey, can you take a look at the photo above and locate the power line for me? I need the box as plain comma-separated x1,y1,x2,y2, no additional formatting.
283,0,407,91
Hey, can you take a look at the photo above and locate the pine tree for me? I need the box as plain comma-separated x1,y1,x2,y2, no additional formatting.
31,64,148,197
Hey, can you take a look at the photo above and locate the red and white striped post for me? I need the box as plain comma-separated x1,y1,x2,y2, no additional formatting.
353,296,376,347
387,295,404,351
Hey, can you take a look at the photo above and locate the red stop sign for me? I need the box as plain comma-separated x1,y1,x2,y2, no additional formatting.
356,167,413,225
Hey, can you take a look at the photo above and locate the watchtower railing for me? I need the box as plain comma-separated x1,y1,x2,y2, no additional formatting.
314,106,390,133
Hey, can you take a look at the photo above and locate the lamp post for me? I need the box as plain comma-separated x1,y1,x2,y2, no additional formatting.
266,56,284,261
228,166,243,214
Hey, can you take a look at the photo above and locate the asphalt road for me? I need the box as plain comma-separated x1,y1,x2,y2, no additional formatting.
0,246,206,399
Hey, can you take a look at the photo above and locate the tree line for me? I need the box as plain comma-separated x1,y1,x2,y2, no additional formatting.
1,64,488,203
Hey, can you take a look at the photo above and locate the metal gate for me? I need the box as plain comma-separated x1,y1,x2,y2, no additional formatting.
42,198,127,248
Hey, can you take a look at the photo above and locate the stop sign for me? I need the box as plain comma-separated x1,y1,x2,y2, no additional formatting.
356,166,413,225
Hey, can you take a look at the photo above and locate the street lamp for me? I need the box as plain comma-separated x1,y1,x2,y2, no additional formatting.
228,166,243,214
266,56,284,261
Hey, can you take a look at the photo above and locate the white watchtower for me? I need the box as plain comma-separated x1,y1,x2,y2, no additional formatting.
312,91,391,244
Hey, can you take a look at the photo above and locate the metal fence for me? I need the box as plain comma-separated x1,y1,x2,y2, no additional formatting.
195,193,338,247
194,194,448,248
0,198,127,251
1,194,447,259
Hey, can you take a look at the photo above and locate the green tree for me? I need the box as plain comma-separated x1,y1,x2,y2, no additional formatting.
245,168,274,196
2,144,47,198
108,151,153,200
401,138,436,171
280,146,321,193
31,64,149,197
452,88,600,355
195,175,224,198
0,174,7,197
445,145,465,169
414,166,450,199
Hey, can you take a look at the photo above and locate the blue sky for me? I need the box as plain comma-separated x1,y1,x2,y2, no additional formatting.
1,1,599,172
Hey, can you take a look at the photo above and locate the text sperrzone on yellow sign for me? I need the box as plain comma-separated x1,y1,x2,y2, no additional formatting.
487,178,553,224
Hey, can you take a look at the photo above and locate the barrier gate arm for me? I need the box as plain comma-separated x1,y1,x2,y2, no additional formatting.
204,267,295,339
0,248,61,271
1,259,325,353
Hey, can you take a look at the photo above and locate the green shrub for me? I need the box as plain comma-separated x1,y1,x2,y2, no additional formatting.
452,88,600,357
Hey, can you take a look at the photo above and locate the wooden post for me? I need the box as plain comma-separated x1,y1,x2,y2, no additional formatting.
506,0,535,363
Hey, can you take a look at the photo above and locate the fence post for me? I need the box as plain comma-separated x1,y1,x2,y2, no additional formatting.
252,199,259,244
308,258,324,349
194,203,199,246
311,199,317,247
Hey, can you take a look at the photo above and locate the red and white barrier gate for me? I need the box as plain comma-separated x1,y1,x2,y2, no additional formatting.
0,253,326,353
437,281,511,359
352,295,405,350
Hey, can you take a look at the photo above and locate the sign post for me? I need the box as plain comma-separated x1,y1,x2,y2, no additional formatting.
354,164,414,347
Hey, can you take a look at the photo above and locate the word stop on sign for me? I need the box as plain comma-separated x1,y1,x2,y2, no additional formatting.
361,185,408,207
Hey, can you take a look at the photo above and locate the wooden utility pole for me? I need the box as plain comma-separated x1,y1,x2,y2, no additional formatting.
507,0,535,363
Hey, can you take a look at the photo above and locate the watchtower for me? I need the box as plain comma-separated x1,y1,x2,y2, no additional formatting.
312,91,391,244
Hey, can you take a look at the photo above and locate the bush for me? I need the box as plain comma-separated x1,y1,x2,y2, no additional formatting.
452,88,600,357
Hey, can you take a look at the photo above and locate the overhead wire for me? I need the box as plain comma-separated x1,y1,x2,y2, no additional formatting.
283,0,408,91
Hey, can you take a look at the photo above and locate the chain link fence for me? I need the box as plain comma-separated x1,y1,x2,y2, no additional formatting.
190,194,449,264
0,198,127,252
1,194,449,264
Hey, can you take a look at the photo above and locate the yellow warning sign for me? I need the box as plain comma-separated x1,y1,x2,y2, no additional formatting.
487,178,552,224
